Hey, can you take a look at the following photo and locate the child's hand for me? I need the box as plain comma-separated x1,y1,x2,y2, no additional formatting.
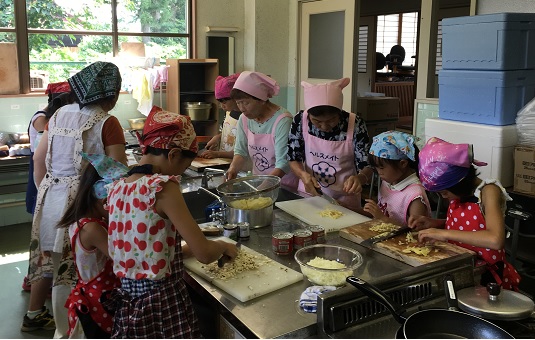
206,134,221,150
408,215,440,231
225,167,238,181
418,228,448,243
343,175,363,195
219,241,239,260
200,150,219,159
363,199,384,219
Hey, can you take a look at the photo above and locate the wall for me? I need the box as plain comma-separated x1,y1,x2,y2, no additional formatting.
0,93,150,133
476,0,535,14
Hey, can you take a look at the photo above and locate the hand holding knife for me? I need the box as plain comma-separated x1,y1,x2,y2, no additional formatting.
217,241,241,268
316,187,340,206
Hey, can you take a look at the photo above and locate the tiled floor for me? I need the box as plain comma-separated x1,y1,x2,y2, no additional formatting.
0,223,53,339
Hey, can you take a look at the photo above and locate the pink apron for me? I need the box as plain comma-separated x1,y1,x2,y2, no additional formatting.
298,111,360,211
242,113,298,189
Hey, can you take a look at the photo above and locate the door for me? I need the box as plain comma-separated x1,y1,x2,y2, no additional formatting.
298,0,355,112
356,16,376,95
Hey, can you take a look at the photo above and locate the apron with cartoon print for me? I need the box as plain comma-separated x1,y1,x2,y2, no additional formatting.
298,111,360,211
242,112,299,188
28,106,110,286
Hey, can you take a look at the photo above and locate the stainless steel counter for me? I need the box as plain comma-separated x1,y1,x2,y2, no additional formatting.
183,189,411,338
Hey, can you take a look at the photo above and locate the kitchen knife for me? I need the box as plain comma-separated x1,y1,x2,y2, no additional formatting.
316,188,340,206
360,226,412,248
217,241,241,267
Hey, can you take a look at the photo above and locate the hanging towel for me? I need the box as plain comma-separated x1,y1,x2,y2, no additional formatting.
132,69,154,116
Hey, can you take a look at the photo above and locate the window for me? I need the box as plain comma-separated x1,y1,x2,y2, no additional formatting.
0,0,191,93
376,12,418,72
357,25,368,73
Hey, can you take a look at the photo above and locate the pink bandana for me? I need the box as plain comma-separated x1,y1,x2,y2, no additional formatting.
418,137,487,191
233,71,279,101
215,73,240,100
138,106,198,154
302,78,350,111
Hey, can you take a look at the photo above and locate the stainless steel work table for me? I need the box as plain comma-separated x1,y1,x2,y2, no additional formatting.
183,189,411,339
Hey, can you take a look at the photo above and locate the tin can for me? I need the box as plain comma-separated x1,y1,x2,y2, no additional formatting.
238,222,250,241
293,229,314,249
308,225,326,244
223,224,238,241
272,232,293,255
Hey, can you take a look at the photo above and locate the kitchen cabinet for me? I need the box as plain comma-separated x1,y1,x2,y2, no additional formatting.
166,58,220,137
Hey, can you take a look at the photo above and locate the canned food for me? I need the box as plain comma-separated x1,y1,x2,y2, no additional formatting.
238,222,250,241
293,229,314,249
272,232,293,255
223,224,239,241
308,225,326,244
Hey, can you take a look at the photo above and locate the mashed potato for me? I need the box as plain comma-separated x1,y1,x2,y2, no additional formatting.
302,256,352,286
229,197,273,210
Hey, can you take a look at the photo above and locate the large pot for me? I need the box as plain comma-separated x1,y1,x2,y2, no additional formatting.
182,102,212,120
201,175,281,228
346,276,514,339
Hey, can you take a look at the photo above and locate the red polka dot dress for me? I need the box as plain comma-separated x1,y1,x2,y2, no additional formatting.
106,174,200,338
445,179,521,290
66,217,120,337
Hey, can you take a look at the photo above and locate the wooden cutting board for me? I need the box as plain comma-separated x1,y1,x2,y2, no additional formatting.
189,157,231,171
339,219,475,266
275,196,371,233
183,237,303,302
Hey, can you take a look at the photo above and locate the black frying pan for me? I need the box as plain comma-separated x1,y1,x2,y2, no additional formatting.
346,276,514,339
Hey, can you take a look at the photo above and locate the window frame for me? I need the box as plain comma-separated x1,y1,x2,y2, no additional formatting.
1,0,193,94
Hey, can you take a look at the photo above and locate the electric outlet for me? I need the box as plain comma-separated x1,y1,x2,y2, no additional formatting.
11,104,20,110
124,100,131,104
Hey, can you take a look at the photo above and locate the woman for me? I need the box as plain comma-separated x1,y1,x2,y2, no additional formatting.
288,78,373,212
226,71,298,188
22,61,127,336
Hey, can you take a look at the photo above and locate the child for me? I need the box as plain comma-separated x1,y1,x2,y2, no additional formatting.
410,137,521,290
57,153,126,338
363,131,431,226
105,106,238,338
200,73,241,159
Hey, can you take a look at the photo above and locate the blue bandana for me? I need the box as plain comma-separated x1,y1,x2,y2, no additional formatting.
81,153,129,199
369,131,417,161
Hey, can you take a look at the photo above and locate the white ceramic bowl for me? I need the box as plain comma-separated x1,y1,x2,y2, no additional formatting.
294,244,363,286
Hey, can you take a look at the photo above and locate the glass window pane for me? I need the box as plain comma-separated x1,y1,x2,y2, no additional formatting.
29,33,113,87
118,36,187,59
308,11,344,79
117,0,188,33
27,0,112,31
0,33,16,43
0,1,15,28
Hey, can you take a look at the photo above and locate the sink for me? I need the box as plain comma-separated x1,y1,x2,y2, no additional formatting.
182,187,303,224
180,173,225,193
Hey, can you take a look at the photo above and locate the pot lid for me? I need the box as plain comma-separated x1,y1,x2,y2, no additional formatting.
457,285,534,320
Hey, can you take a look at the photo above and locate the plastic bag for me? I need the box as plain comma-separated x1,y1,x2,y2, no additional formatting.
516,97,535,146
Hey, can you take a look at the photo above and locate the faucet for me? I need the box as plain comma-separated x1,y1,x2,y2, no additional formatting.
197,187,226,224
201,167,226,188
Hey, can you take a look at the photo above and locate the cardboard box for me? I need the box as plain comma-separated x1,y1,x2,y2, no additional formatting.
514,145,535,196
366,120,398,139
0,43,20,95
357,97,399,122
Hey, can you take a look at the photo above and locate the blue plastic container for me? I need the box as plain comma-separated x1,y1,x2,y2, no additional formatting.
438,69,535,125
442,13,535,70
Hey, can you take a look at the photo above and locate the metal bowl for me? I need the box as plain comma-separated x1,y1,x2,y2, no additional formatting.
182,102,212,120
128,118,146,130
216,175,280,209
294,244,363,286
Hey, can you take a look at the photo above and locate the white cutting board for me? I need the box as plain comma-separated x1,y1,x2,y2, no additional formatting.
183,237,303,302
275,196,371,233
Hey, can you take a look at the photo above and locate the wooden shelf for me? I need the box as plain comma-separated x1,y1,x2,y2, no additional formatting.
166,58,220,137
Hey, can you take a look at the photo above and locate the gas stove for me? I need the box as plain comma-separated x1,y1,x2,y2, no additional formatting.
317,253,535,339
